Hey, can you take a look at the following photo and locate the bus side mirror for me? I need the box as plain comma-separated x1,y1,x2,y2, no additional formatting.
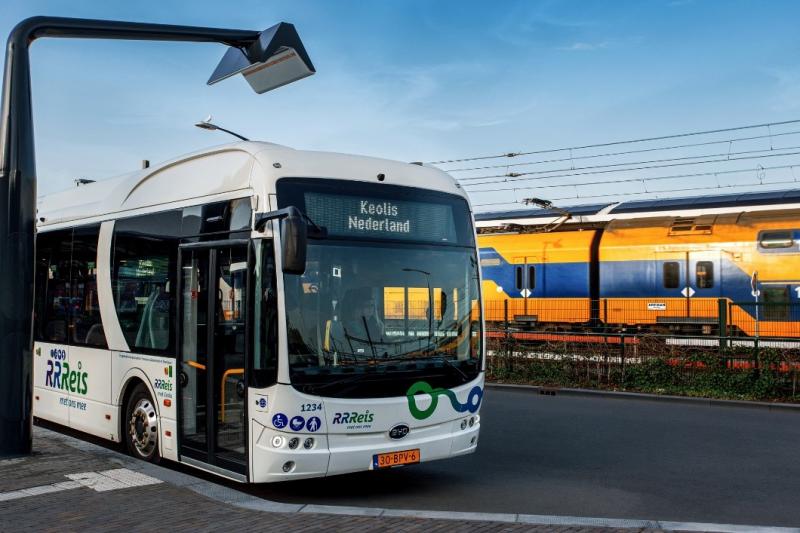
281,208,307,275
254,206,310,275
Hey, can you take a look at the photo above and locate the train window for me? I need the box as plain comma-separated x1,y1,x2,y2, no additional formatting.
515,266,523,291
663,262,680,289
112,211,181,355
527,266,535,290
35,230,72,343
696,261,714,289
759,230,794,249
70,226,107,348
763,287,790,321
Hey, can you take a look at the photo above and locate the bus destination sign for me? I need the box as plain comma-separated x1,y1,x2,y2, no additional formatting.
304,192,457,243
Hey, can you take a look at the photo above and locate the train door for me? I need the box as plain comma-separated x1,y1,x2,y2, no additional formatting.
178,241,249,480
687,251,721,318
512,256,537,317
657,250,720,328
657,253,685,312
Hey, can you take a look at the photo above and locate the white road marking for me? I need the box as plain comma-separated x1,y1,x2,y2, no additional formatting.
0,468,162,501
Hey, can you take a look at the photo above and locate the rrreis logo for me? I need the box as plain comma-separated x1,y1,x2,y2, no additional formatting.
45,348,89,396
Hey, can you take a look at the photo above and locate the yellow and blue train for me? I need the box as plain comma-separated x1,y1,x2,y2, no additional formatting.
477,189,800,338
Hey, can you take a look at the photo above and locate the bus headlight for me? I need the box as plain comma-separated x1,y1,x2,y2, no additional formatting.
282,461,295,473
303,438,314,449
460,419,468,430
271,436,285,448
288,437,300,449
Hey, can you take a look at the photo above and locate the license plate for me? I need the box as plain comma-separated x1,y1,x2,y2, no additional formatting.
372,449,420,469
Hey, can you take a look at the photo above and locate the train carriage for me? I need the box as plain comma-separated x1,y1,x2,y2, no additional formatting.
477,188,800,338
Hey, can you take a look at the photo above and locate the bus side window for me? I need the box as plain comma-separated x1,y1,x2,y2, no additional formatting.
252,240,278,388
112,211,181,355
71,225,107,348
35,229,73,343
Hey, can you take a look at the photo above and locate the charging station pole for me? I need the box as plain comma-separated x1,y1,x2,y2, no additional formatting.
0,17,314,456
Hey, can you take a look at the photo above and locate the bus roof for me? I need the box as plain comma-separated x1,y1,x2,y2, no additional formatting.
37,141,467,229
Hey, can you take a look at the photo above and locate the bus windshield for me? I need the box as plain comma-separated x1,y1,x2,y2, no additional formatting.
277,178,482,398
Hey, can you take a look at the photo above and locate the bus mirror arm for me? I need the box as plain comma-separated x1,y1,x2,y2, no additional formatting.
255,207,327,237
255,207,308,275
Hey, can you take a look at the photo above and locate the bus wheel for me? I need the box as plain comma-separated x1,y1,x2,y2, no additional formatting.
125,384,161,463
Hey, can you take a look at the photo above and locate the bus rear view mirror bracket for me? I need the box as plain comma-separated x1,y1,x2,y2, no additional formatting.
255,206,310,275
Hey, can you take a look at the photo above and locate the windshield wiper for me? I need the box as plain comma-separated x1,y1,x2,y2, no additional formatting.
385,352,470,383
434,354,469,382
302,370,381,394
302,211,327,239
361,316,378,363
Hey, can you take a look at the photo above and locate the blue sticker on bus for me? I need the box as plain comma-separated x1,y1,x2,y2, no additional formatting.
290,415,305,431
306,416,321,432
272,413,288,429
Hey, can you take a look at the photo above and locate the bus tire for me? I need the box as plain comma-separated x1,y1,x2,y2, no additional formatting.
125,383,161,463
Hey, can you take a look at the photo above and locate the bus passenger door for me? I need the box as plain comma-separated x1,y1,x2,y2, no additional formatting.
178,242,249,479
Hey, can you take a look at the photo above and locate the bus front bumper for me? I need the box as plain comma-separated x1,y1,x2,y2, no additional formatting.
250,416,480,483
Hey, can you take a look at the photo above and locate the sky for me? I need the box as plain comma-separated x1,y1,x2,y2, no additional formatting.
2,0,800,209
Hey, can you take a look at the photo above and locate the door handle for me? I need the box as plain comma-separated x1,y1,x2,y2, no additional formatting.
236,380,245,398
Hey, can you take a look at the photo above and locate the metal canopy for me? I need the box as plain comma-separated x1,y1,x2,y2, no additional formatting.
208,22,315,93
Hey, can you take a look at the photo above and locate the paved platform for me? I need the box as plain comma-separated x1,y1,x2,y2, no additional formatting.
0,426,795,533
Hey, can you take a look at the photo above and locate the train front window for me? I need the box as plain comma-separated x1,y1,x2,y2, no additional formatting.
277,178,481,398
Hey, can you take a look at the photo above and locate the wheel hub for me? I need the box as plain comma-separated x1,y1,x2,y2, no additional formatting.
129,398,157,457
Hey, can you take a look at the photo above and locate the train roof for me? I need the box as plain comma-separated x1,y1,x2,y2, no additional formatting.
475,187,800,228
37,141,465,230
474,203,612,221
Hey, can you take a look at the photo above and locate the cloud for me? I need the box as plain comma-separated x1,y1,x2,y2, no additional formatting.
558,41,609,51
763,66,800,111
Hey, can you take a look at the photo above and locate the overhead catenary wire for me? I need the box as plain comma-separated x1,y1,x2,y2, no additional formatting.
429,118,800,166
467,163,799,195
472,177,800,208
461,147,800,188
446,129,800,174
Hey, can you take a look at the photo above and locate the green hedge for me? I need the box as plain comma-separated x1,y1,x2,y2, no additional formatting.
487,348,798,402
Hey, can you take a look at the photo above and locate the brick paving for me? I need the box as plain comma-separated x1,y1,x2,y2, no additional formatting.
0,427,677,532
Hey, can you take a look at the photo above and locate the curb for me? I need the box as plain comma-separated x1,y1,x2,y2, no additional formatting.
35,426,800,533
487,382,800,411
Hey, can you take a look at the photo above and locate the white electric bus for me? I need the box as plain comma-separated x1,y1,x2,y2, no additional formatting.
33,141,484,482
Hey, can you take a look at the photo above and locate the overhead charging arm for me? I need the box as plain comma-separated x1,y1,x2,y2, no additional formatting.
0,16,314,456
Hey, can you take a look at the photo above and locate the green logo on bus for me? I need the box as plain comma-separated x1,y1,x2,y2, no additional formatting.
406,381,483,420
45,349,88,396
